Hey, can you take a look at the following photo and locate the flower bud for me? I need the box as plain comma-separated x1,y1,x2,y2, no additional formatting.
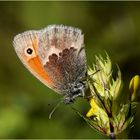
129,75,140,101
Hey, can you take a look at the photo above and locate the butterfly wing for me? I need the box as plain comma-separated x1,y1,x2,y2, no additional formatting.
38,25,87,94
13,25,87,96
13,30,54,89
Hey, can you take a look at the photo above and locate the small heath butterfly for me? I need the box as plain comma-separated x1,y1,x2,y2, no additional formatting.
13,25,87,104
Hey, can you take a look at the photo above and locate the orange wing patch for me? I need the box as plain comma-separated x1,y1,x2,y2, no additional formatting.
28,56,53,86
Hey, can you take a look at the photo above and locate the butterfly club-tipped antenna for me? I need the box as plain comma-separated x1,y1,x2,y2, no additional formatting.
87,67,101,82
83,67,101,100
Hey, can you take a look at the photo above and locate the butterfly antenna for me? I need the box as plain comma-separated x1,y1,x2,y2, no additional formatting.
86,68,100,82
49,99,63,119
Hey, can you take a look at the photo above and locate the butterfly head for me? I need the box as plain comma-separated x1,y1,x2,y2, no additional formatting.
63,81,86,104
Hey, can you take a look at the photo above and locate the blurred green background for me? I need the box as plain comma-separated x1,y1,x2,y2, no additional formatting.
0,1,140,139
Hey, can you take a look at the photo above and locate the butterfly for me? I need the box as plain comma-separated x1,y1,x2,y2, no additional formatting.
13,25,87,104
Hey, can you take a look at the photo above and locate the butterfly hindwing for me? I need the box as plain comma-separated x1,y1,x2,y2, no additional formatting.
38,25,87,94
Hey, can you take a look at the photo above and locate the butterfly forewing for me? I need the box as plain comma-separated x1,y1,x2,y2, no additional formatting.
13,30,54,89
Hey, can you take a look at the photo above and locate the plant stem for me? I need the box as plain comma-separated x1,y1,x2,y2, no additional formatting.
109,121,116,139
110,132,116,139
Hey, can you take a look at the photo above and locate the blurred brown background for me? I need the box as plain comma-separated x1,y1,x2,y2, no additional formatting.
0,1,140,139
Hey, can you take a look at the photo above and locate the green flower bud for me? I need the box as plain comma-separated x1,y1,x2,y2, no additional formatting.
129,75,140,101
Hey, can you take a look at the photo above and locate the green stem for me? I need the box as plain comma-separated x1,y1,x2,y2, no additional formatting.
109,121,116,139
110,132,116,139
